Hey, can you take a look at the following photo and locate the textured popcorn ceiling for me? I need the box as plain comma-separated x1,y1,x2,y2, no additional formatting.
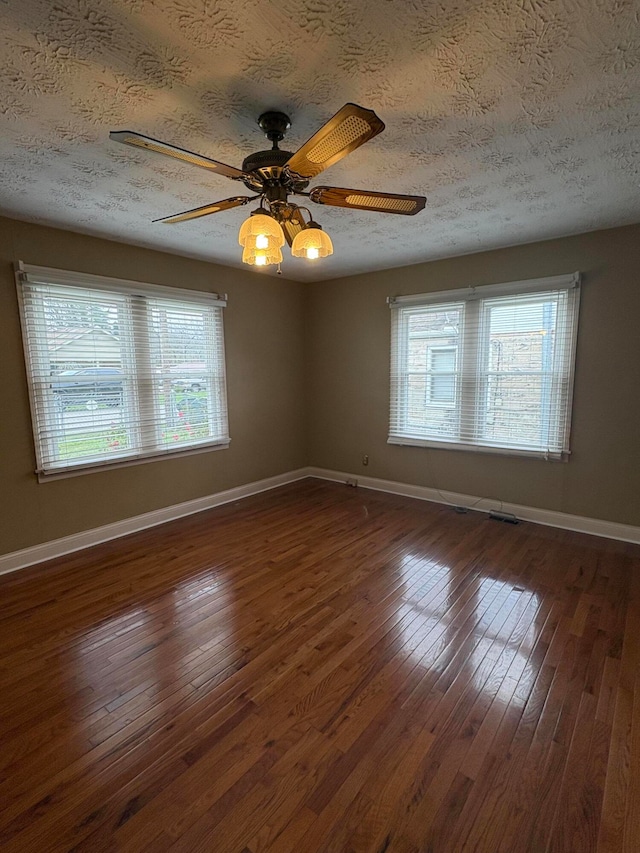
1,0,639,282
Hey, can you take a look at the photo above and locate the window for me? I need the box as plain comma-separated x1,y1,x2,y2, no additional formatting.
427,346,457,404
389,273,580,459
16,263,229,476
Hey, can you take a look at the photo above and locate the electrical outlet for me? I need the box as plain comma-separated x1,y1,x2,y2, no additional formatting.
362,454,369,466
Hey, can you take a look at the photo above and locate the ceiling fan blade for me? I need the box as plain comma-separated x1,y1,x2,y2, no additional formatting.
284,104,385,180
309,186,426,215
153,196,254,224
109,131,248,180
281,207,306,247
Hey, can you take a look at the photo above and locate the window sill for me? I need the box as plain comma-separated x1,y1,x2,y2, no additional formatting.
387,435,568,461
36,440,230,482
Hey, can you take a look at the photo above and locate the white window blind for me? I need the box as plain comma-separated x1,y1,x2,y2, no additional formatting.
16,263,229,475
389,273,580,459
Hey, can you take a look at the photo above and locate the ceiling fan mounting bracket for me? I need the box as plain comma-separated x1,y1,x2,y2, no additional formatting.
257,111,292,146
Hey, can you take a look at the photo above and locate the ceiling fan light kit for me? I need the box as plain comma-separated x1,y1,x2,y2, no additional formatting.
109,103,426,271
238,209,286,250
291,222,334,260
241,245,284,267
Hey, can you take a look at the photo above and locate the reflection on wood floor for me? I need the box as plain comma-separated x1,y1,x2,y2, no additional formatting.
0,478,639,852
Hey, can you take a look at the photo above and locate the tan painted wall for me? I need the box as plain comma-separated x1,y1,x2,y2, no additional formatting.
0,217,306,555
306,224,640,527
3,217,639,557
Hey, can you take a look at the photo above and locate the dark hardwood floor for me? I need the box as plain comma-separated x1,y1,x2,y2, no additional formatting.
1,478,639,852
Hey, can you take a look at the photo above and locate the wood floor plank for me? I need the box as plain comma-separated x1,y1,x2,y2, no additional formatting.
1,478,639,852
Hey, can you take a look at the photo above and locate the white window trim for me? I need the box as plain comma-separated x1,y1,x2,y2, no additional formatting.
16,262,230,479
16,262,227,306
32,440,229,483
388,272,579,307
388,273,581,460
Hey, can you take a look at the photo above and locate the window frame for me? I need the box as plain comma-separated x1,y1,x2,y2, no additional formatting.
16,262,230,480
388,273,581,460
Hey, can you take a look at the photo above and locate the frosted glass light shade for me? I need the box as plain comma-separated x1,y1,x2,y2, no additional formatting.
238,213,285,249
291,225,333,259
241,245,283,267
242,233,275,251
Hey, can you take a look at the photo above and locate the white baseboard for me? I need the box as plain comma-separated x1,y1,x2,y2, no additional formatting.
0,469,309,576
306,467,640,545
2,466,639,576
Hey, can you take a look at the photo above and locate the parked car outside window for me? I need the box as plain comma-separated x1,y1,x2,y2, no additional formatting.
51,368,123,408
168,362,207,391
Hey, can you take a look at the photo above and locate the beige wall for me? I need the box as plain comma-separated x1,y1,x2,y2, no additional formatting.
2,217,639,558
306,224,640,527
0,217,306,555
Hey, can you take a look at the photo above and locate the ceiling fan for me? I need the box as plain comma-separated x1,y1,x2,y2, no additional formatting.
109,103,426,268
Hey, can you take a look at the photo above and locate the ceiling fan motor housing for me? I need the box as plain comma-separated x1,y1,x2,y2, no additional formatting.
241,148,310,194
242,148,292,172
240,110,311,195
